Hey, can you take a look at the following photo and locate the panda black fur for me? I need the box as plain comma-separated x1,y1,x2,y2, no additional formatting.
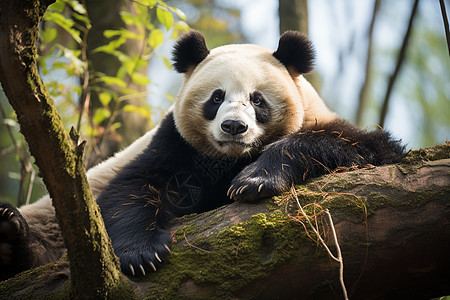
0,30,405,280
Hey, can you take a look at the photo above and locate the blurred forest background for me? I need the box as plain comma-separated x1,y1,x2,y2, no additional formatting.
1,0,449,206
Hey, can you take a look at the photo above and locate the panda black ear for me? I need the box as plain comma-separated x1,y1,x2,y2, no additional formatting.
172,30,210,73
273,31,315,74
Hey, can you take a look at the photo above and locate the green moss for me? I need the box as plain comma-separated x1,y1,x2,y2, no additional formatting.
174,223,200,241
144,210,314,299
405,143,450,163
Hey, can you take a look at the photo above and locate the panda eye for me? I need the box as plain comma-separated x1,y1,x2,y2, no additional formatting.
210,89,225,104
251,93,264,106
252,97,262,106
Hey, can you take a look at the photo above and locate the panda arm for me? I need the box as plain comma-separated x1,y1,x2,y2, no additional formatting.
230,119,405,202
97,170,173,277
96,112,190,277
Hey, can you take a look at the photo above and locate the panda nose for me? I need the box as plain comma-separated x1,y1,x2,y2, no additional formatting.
221,120,248,135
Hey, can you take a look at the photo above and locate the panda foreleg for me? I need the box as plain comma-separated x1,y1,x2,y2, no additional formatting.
230,120,405,202
97,179,173,278
0,202,33,281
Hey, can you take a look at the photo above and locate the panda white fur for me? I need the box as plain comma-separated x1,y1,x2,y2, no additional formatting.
0,31,404,279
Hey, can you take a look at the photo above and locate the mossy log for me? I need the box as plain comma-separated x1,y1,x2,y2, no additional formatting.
1,144,449,299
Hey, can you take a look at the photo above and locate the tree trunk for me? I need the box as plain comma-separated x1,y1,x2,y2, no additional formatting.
278,0,319,90
1,144,448,299
0,0,131,298
278,0,308,35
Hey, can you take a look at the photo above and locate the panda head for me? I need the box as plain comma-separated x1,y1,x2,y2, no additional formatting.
172,30,316,158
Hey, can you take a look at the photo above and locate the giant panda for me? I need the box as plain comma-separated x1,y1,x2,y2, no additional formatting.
0,30,405,280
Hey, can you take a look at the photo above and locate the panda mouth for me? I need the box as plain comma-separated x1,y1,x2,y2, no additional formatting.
218,140,249,147
217,139,259,148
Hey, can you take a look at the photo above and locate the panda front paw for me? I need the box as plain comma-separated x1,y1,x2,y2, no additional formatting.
228,161,288,202
0,202,32,281
117,229,172,278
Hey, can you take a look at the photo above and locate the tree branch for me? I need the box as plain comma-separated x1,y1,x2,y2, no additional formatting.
1,144,448,299
355,0,380,127
378,0,419,128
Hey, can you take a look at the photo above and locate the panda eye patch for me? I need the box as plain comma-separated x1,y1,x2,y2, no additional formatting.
204,89,225,120
211,89,225,104
250,92,271,123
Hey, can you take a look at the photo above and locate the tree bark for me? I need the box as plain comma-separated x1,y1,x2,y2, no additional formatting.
0,0,131,298
278,0,308,35
1,144,448,299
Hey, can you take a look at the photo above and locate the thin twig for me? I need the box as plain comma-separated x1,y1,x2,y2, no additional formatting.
379,0,419,128
355,0,380,126
0,100,33,205
439,0,450,57
183,232,213,253
291,187,339,262
325,209,348,300
291,186,349,299
76,0,91,133
25,168,36,205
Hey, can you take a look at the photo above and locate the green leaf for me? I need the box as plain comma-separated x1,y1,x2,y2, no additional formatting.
123,104,151,119
99,76,127,88
164,93,175,102
120,11,140,26
131,73,151,85
168,6,186,21
98,92,112,107
67,0,87,15
41,27,58,43
156,6,173,31
110,122,122,131
44,11,82,44
47,0,65,13
148,29,164,48
94,36,127,54
157,54,172,70
138,0,157,7
72,12,91,28
93,108,111,124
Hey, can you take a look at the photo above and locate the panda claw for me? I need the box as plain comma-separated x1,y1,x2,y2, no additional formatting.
258,183,264,193
1,208,9,217
155,252,161,263
129,264,135,276
149,261,157,272
238,185,248,194
139,264,146,276
230,188,237,199
227,185,234,198
164,244,171,253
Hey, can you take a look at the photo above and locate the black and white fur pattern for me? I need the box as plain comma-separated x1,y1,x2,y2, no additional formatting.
0,31,405,280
